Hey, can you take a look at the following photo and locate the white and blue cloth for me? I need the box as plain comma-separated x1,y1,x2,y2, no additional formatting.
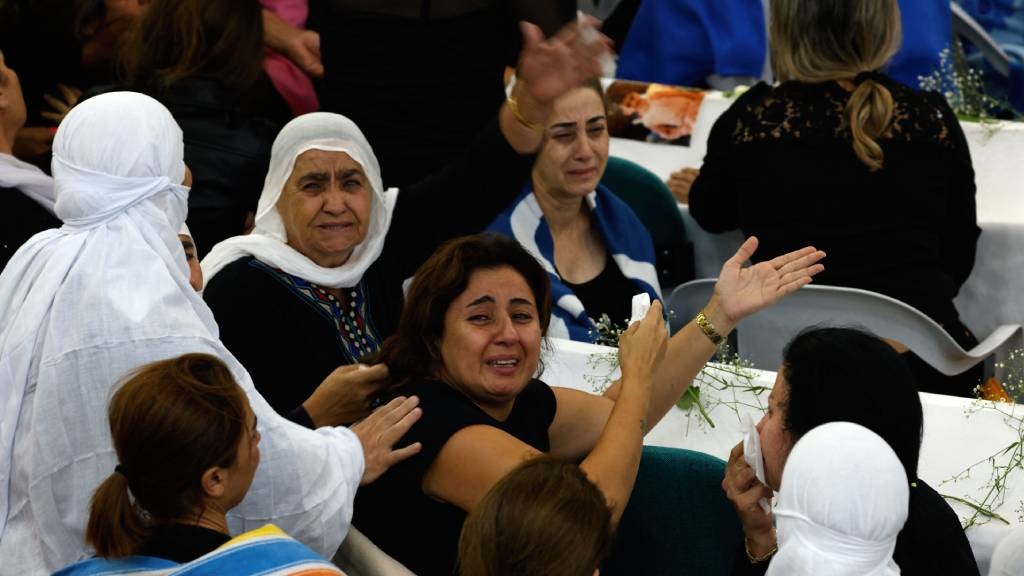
486,184,661,342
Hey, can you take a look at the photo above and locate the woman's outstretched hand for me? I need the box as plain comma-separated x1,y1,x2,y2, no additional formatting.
712,237,825,329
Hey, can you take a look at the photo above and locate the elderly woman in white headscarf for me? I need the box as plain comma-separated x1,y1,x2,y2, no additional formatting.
767,422,910,576
200,21,610,429
0,92,422,575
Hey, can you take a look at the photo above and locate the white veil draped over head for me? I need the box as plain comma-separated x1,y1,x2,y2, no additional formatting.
766,422,910,576
201,112,398,288
0,93,363,573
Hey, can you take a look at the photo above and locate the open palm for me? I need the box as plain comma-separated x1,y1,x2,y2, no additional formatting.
516,19,610,105
714,237,826,324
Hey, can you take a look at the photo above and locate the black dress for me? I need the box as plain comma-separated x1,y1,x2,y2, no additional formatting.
1,187,61,272
352,378,557,576
688,77,982,396
203,119,534,420
731,479,979,576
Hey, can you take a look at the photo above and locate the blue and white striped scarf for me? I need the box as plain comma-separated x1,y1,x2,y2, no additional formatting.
487,184,661,342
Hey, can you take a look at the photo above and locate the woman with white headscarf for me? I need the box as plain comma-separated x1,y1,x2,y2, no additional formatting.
0,91,421,575
201,21,611,429
767,422,910,576
724,328,978,576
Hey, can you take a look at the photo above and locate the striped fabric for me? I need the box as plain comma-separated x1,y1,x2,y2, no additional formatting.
487,183,661,341
54,525,345,576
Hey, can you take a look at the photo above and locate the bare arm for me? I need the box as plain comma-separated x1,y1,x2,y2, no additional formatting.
603,238,825,432
424,303,667,524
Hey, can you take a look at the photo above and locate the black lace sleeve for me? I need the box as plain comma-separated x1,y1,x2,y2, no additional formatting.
924,91,980,291
688,84,771,233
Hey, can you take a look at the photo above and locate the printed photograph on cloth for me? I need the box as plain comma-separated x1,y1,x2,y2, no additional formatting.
607,80,706,146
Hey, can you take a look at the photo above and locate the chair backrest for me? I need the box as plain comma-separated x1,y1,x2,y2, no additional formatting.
952,2,1012,77
601,446,742,576
601,156,695,289
667,279,1024,376
951,1,1024,111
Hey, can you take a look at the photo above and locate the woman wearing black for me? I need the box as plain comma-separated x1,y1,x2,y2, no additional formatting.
688,0,982,396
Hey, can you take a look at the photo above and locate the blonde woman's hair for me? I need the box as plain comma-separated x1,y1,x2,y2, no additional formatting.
770,0,902,171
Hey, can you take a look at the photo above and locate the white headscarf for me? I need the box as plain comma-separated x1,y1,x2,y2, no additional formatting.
201,112,398,288
766,422,910,576
0,93,363,573
990,526,1024,576
0,152,56,213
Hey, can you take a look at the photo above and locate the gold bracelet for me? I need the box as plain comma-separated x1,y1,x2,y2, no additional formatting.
695,310,724,346
507,95,544,132
744,534,778,564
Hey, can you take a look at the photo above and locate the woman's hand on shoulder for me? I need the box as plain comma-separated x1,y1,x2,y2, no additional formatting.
722,442,775,553
618,300,668,386
710,237,825,330
351,395,423,486
303,363,390,427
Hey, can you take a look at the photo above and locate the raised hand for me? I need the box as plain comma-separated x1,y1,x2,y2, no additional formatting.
618,300,668,385
515,17,611,106
351,396,423,486
262,9,323,78
41,84,83,125
713,236,825,327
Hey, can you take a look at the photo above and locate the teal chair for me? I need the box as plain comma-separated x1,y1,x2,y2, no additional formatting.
601,156,695,290
602,446,743,576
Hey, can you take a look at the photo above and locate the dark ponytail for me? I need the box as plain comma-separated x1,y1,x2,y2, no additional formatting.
85,471,150,558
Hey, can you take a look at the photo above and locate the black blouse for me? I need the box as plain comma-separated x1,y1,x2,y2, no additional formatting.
353,378,557,576
689,77,980,333
562,251,639,328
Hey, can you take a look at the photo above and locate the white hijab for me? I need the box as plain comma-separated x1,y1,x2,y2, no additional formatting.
767,422,910,576
0,152,56,213
990,526,1024,576
0,93,363,572
201,112,398,288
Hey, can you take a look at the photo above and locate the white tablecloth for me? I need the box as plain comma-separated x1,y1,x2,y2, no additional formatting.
543,337,1024,572
609,92,1024,336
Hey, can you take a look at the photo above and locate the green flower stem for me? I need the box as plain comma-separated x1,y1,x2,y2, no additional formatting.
940,493,1010,525
688,387,715,428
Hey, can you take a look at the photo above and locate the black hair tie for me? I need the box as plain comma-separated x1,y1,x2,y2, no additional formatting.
853,70,884,86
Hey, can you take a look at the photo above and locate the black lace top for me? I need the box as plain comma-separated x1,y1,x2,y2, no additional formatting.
689,76,980,331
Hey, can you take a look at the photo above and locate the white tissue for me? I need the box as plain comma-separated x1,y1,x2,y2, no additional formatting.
629,293,651,325
742,414,772,514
